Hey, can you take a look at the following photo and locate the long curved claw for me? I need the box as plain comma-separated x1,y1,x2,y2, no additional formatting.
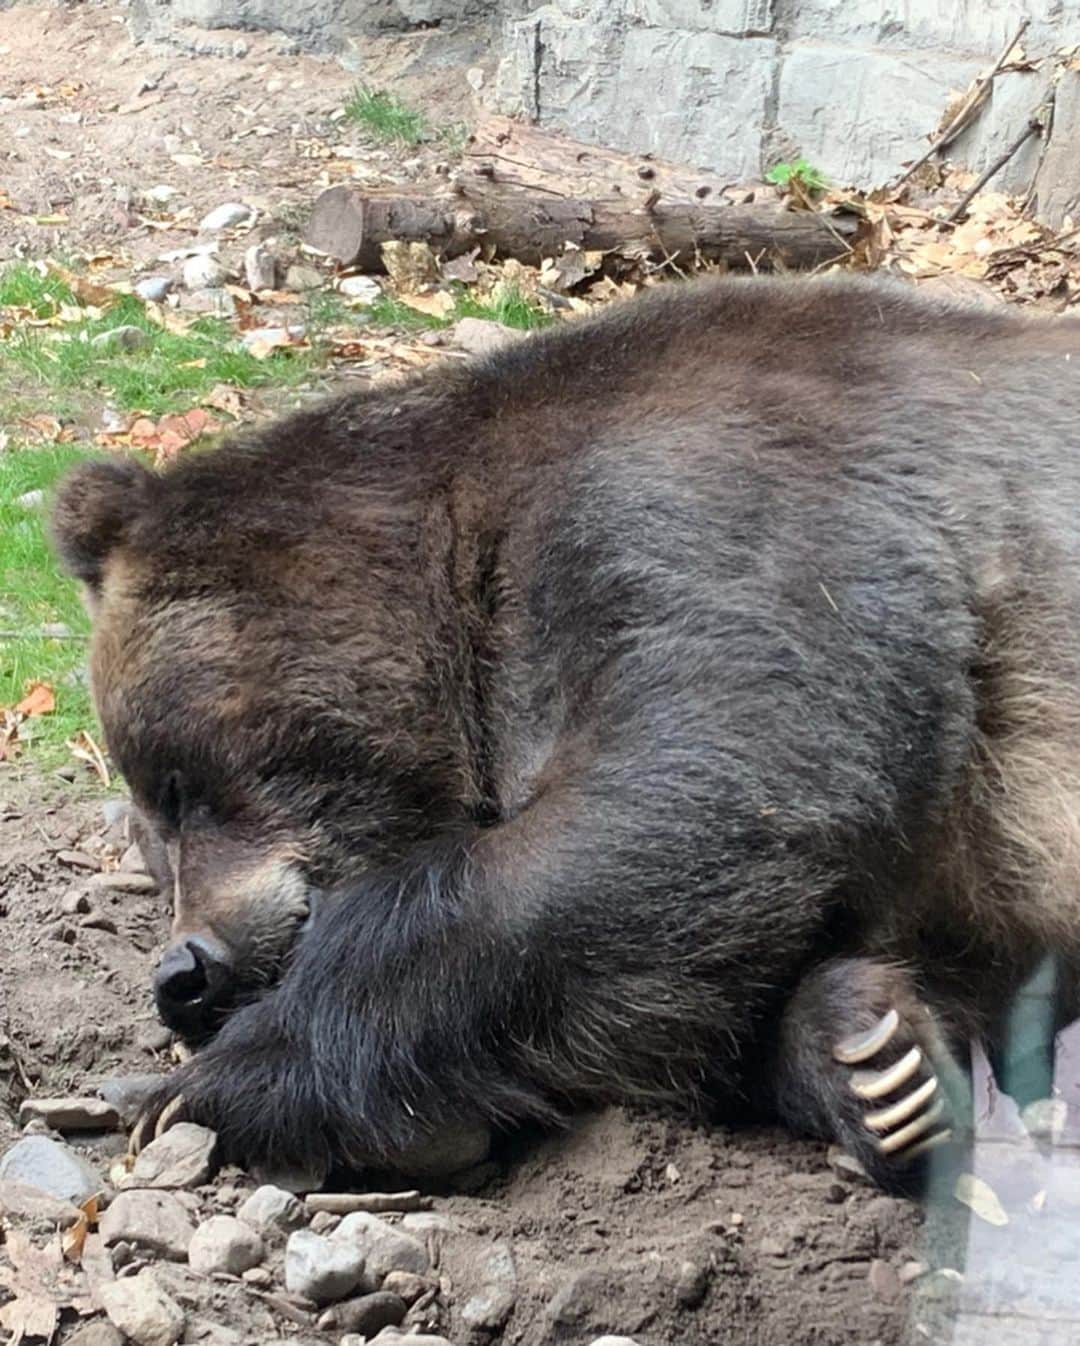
877,1098,947,1155
833,1009,901,1065
851,1045,923,1100
896,1127,953,1165
128,1092,187,1157
864,1075,939,1133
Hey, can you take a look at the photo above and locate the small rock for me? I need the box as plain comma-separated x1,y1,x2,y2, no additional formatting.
144,186,176,204
15,489,45,509
100,1272,184,1346
0,1135,102,1204
65,1319,126,1346
285,1228,365,1304
242,1266,273,1287
100,1189,195,1260
310,1210,341,1234
380,1272,431,1305
134,276,174,303
284,263,323,292
318,1291,406,1336
124,1123,218,1189
119,842,148,873
91,325,148,352
450,317,526,358
137,1025,174,1056
338,275,382,303
181,288,236,317
0,1179,82,1228
58,850,98,871
61,891,91,915
869,1259,901,1302
674,1259,710,1308
199,202,253,231
18,1098,120,1133
546,1271,605,1327
240,323,305,351
332,1212,431,1283
237,1184,305,1235
898,1260,930,1284
759,1236,788,1257
89,871,156,894
243,244,277,291
188,1215,264,1275
80,911,118,933
588,1339,644,1346
182,254,226,290
827,1146,872,1184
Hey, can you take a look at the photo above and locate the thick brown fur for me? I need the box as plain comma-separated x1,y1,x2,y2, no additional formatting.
51,273,1080,1189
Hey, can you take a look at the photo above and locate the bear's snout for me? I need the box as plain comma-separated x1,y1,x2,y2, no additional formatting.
153,933,234,1039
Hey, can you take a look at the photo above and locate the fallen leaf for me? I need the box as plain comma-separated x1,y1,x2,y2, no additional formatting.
954,1173,1009,1226
400,289,456,318
14,681,55,717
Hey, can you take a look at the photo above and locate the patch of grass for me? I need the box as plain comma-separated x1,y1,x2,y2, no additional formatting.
345,84,427,146
0,264,316,418
0,442,96,766
453,284,552,331
364,294,447,330
765,157,828,194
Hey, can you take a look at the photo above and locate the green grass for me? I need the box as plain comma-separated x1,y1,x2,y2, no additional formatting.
453,285,552,331
344,84,427,146
0,263,317,417
765,157,828,194
361,284,552,333
0,442,96,766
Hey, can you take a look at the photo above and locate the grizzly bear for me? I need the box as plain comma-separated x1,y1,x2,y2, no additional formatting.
51,274,1080,1191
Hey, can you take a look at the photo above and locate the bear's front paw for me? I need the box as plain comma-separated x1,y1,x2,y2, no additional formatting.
128,1004,334,1174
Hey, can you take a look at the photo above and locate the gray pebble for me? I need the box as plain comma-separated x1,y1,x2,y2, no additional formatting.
332,1211,430,1282
284,1228,364,1304
100,1189,195,1261
134,276,174,303
0,1135,102,1205
199,202,253,231
237,1183,306,1235
123,1123,218,1190
18,1097,121,1133
188,1214,265,1276
91,325,149,352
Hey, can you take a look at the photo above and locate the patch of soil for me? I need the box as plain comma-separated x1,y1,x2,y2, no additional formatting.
0,3,471,269
0,768,943,1346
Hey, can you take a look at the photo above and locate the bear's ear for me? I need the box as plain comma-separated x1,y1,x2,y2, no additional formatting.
50,458,156,590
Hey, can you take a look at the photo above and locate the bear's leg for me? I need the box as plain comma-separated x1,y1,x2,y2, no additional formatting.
770,956,969,1192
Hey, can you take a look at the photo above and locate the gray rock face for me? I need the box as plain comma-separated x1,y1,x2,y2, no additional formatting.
100,1190,195,1260
0,1136,102,1205
188,1215,265,1275
124,1123,218,1190
284,1228,365,1304
237,1183,306,1234
64,1320,126,1346
100,1272,185,1346
0,1179,82,1229
332,1211,431,1283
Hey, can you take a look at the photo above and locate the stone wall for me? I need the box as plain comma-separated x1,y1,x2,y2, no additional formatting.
129,0,1080,224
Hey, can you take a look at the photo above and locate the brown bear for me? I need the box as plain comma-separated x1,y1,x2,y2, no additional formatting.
51,273,1080,1191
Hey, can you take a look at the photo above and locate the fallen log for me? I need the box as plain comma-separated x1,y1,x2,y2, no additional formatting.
305,114,858,274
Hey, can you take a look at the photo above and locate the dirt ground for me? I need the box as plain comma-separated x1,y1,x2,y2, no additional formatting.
0,771,944,1346
0,6,1044,1346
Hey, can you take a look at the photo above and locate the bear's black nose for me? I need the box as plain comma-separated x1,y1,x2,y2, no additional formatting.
153,934,233,1038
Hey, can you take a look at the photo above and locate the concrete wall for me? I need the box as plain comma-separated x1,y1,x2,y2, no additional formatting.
130,0,1080,224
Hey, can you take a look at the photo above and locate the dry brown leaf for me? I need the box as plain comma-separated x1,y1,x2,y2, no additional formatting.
399,290,456,318
14,681,55,718
46,265,116,309
61,1196,98,1264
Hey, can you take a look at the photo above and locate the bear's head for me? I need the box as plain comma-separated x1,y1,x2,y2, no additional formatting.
50,449,468,1040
